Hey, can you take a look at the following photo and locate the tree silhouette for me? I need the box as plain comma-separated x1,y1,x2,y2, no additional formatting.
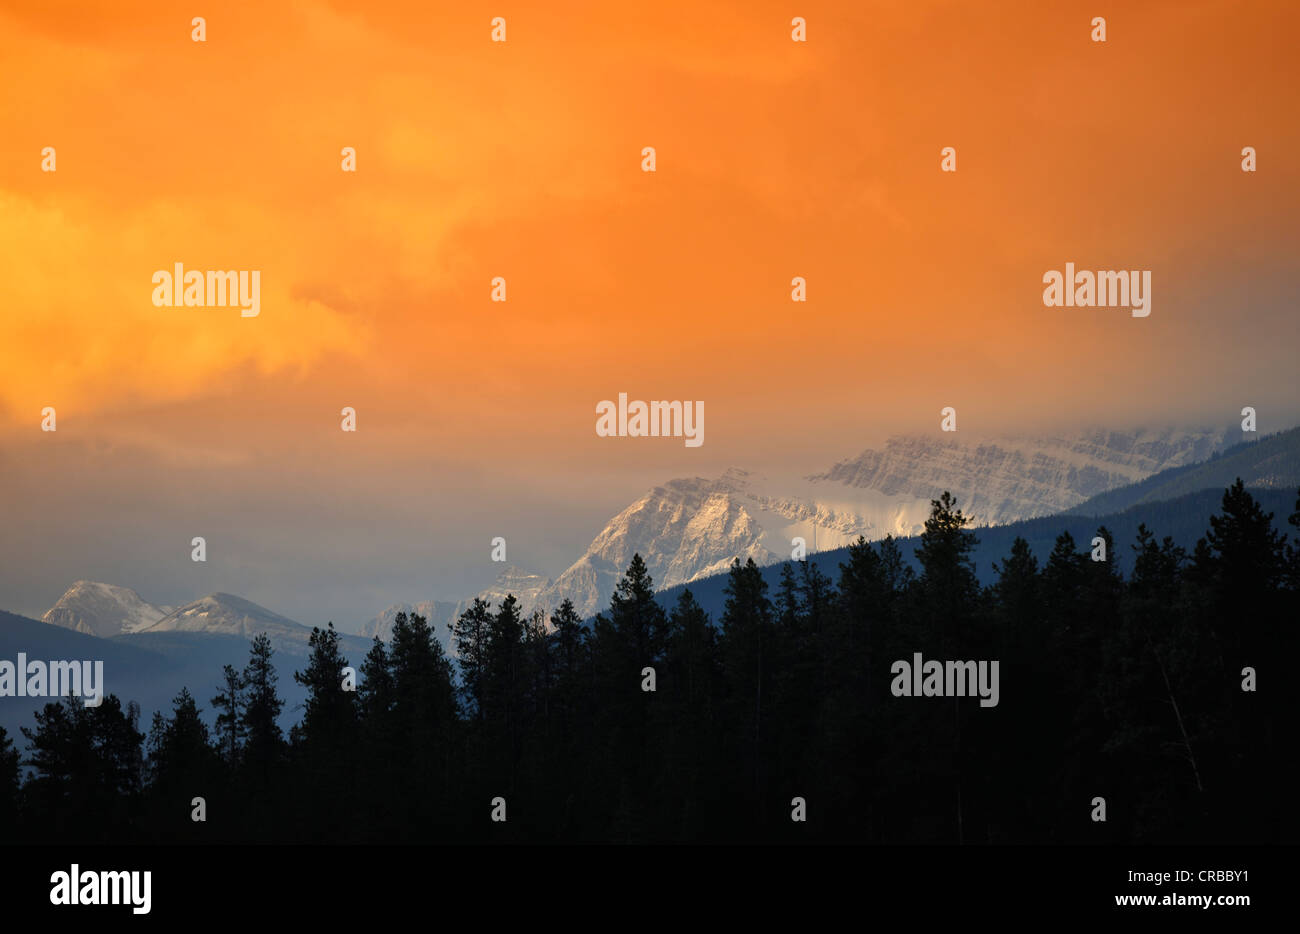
4,482,1296,845
210,664,245,767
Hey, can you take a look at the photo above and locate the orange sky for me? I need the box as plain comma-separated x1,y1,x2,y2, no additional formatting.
1,0,1297,622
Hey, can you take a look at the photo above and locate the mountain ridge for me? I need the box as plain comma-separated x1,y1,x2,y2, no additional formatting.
1065,428,1300,516
529,425,1238,617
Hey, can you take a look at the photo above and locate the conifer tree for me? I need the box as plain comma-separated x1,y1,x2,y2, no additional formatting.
240,634,285,780
550,598,587,687
389,611,458,834
485,595,526,728
147,687,214,789
916,491,979,655
915,493,981,842
358,636,394,722
548,598,590,811
293,623,357,751
608,553,668,669
353,635,398,838
146,688,217,838
720,557,774,831
658,588,719,839
453,599,494,720
210,664,245,766
1202,478,1286,593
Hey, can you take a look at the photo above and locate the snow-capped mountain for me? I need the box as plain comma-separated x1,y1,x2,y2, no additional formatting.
811,428,1227,524
478,565,551,611
532,473,778,619
360,599,462,646
39,584,371,660
41,581,173,638
40,427,1237,646
134,592,319,649
359,565,552,648
533,427,1230,617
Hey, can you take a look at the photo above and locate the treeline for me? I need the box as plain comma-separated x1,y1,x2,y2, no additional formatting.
1,479,1295,844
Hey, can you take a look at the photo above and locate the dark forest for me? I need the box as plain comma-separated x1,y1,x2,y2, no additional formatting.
2,480,1294,845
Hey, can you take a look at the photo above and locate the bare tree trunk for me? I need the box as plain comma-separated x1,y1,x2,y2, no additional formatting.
1147,632,1205,793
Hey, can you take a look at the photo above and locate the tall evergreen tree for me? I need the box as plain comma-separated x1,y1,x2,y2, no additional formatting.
453,598,494,720
146,688,218,839
388,611,458,835
719,557,774,833
608,553,668,670
550,598,587,689
293,623,357,751
291,623,359,840
1196,479,1287,668
485,595,526,727
916,491,979,653
657,588,720,840
147,687,214,788
353,634,397,837
1201,478,1287,593
914,492,982,842
547,597,590,832
357,636,394,723
481,595,527,795
210,664,245,766
240,634,285,779
587,555,669,841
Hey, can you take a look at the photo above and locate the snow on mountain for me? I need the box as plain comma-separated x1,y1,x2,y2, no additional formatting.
359,565,553,647
42,581,172,638
534,427,1229,617
532,475,778,619
360,600,462,646
42,585,371,660
811,428,1226,525
137,592,316,648
47,428,1233,649
478,565,551,610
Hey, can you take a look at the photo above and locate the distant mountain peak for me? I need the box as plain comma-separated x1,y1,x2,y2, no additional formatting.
808,427,1227,524
42,580,172,638
532,425,1236,618
358,563,554,648
140,592,304,638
